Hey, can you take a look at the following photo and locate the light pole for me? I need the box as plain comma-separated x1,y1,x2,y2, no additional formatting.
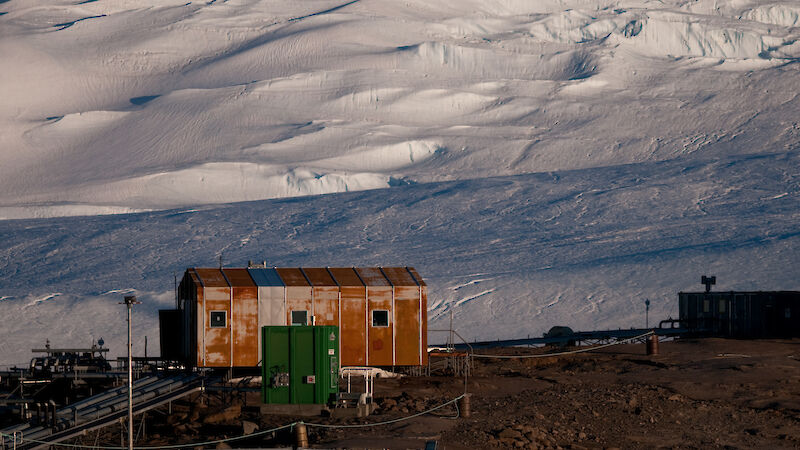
645,299,650,329
121,295,141,450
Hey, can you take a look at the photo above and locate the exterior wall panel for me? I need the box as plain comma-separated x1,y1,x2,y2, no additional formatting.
203,288,231,366
223,269,259,367
277,268,312,326
329,268,367,366
302,268,339,326
180,266,428,369
357,268,393,366
394,287,421,365
382,267,423,365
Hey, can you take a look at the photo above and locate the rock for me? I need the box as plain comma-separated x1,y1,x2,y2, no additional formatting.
188,408,202,422
499,438,518,447
166,413,187,425
382,398,397,409
668,394,683,401
215,443,232,449
242,420,258,435
578,431,587,440
202,405,241,425
498,428,524,440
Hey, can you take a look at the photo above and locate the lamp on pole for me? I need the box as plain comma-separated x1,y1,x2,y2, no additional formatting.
121,295,141,450
645,299,651,329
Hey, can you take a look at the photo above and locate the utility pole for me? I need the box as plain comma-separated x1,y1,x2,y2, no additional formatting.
121,295,141,450
645,299,650,328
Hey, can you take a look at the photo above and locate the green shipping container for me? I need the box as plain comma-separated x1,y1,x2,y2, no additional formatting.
261,326,339,405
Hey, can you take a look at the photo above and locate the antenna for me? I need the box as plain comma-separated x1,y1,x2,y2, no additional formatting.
219,254,223,269
701,275,716,293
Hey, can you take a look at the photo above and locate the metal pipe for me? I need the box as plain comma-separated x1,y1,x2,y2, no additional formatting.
122,295,140,450
294,422,308,448
458,394,471,418
646,334,659,355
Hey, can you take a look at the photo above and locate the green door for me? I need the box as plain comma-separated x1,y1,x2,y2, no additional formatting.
262,325,339,405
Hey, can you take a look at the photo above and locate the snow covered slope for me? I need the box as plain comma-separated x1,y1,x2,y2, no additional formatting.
1,0,799,362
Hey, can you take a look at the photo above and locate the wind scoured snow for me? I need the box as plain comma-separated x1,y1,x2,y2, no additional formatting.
0,0,799,362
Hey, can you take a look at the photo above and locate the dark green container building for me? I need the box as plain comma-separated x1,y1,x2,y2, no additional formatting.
261,326,339,405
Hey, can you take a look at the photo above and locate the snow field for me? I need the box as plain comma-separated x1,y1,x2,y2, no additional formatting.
2,0,799,216
0,0,799,363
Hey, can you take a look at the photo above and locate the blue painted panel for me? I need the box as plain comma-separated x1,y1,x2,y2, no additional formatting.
248,268,285,286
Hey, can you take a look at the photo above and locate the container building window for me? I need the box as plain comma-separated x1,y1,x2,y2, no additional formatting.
719,300,726,313
703,300,710,313
209,311,227,328
291,310,308,326
372,310,389,327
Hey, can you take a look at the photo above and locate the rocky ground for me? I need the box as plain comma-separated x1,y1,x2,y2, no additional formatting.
62,338,800,449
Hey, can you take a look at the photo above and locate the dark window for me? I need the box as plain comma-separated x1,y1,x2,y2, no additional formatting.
291,310,308,326
210,311,227,328
372,310,389,327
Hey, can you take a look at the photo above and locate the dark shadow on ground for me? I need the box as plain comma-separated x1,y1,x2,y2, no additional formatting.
130,95,161,106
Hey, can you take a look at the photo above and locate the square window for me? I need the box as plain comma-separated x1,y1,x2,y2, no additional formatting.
372,310,389,327
210,311,227,328
291,310,308,326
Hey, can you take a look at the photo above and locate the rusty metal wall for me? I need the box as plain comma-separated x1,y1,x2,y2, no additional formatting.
222,268,258,367
356,268,393,366
407,267,429,365
382,267,423,366
301,268,339,326
178,269,202,368
328,268,367,366
194,268,231,367
276,268,312,326
180,266,428,368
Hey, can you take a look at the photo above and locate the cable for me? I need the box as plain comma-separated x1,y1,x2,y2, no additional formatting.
0,423,295,450
0,395,467,449
471,331,655,359
305,394,465,429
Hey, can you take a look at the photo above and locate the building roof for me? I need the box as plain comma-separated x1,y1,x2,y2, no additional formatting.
186,267,423,288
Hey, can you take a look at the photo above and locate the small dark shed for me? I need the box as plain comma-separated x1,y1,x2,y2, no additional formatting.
678,290,800,338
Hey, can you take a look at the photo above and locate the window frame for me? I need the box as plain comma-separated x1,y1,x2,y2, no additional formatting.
209,310,227,328
291,310,308,326
371,309,390,328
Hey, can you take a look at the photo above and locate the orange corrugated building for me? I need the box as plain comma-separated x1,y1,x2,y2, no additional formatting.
174,267,428,368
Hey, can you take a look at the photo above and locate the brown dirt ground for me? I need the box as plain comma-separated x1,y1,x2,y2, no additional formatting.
70,338,800,449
